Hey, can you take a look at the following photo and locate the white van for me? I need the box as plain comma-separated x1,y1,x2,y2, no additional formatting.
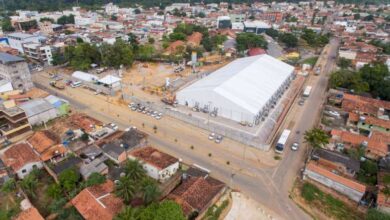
71,81,82,88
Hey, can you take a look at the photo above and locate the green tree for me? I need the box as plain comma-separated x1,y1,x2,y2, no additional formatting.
115,206,141,220
124,160,146,182
1,178,16,193
353,13,360,20
141,179,161,205
169,32,186,41
57,14,75,25
59,168,80,193
265,28,279,39
148,37,155,44
329,69,369,94
136,44,155,61
197,12,206,18
85,172,106,187
134,9,141,14
46,183,63,200
279,33,298,48
1,17,15,32
236,33,268,52
359,63,390,100
338,57,351,69
304,128,329,149
101,39,134,68
115,176,136,204
20,174,38,198
40,17,55,23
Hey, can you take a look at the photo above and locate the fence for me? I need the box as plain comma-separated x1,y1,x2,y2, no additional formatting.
123,94,271,151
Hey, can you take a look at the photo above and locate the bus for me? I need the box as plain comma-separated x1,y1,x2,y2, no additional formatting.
275,129,291,154
303,86,312,97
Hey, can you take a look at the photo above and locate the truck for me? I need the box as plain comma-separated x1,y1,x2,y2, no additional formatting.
275,129,291,154
303,86,312,97
50,81,65,90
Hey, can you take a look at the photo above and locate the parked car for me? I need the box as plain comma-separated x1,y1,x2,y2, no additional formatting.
107,123,118,131
291,142,299,151
208,133,216,140
215,135,223,144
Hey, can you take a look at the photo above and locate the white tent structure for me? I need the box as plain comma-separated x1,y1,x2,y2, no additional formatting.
72,71,98,82
98,75,121,90
176,54,294,124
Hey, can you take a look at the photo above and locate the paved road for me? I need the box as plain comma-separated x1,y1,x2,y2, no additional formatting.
32,38,339,219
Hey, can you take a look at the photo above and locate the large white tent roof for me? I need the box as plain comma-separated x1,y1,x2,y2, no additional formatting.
177,54,294,121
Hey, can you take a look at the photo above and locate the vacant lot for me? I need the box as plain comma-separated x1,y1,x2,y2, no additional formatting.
291,181,363,220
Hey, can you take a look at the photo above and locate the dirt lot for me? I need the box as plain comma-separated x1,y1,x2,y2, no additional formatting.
290,180,365,220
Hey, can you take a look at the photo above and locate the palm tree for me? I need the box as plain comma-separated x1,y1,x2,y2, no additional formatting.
304,128,329,149
124,160,146,182
115,176,136,204
142,183,161,205
20,174,38,198
114,206,140,220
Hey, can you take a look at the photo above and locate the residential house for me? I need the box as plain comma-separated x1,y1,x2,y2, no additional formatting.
72,180,124,220
0,52,33,91
0,143,43,179
347,112,390,134
129,146,179,183
15,199,44,220
22,42,54,65
331,129,390,159
79,158,108,180
0,102,32,141
19,99,58,126
167,174,226,218
27,130,67,162
303,161,367,203
44,95,70,116
311,148,360,177
341,93,390,117
51,156,83,178
100,129,147,164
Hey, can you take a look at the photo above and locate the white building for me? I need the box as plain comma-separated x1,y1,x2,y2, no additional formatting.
19,99,58,125
176,54,294,123
1,143,43,179
72,71,98,82
98,75,121,91
129,147,179,183
7,32,43,53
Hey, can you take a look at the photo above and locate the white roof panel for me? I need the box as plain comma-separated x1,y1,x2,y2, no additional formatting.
98,75,121,85
72,71,98,82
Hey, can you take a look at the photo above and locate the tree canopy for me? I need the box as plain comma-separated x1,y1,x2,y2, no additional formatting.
279,33,298,48
304,128,329,149
329,62,390,101
236,33,268,52
301,28,329,47
57,14,75,25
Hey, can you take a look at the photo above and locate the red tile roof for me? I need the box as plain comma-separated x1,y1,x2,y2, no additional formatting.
130,146,178,170
342,93,390,116
1,143,41,172
167,176,225,216
71,180,124,220
15,207,44,220
187,32,203,46
27,130,60,154
348,112,390,130
306,161,366,193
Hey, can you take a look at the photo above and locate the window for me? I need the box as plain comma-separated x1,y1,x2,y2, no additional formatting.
22,169,27,173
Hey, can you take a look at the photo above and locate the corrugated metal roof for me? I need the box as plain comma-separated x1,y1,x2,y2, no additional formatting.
0,52,24,64
19,99,54,117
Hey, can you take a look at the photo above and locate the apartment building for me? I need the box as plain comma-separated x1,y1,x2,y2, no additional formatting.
22,42,53,65
0,102,32,142
7,32,43,53
0,52,33,91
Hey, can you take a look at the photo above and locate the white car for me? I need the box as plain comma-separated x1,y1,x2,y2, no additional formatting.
291,142,299,151
327,110,340,118
208,133,215,140
108,123,118,131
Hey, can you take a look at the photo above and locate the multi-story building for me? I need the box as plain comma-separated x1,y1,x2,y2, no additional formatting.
22,43,53,65
7,32,43,53
0,52,33,91
0,103,32,142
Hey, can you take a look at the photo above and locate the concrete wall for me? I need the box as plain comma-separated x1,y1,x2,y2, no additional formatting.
158,162,179,182
17,162,43,179
0,61,33,91
304,169,364,202
28,108,58,125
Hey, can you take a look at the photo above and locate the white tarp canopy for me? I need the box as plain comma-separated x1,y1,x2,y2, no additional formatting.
72,71,98,82
98,75,121,85
176,54,294,123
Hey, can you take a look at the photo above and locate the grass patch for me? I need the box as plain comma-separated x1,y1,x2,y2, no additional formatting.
300,182,361,219
366,208,390,220
301,56,319,66
0,191,22,219
203,200,229,220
